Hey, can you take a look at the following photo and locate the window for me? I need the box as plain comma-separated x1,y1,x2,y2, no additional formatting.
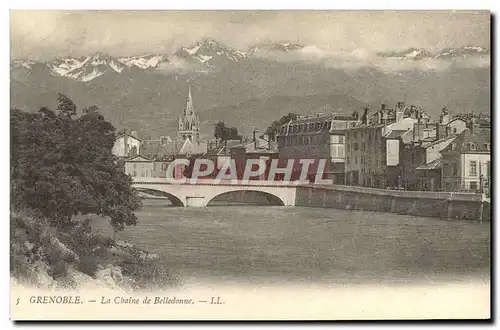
346,156,350,164
453,128,457,134
469,143,476,151
347,143,350,152
361,156,364,165
355,156,358,165
469,160,477,176
470,181,478,191
354,142,359,151
339,135,345,143
453,163,458,176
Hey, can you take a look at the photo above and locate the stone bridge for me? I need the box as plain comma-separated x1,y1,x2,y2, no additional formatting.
131,177,298,207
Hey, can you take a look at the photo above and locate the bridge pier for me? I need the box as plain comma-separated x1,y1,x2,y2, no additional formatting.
185,196,207,207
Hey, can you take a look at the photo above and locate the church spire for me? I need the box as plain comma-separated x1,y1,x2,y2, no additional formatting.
185,84,194,115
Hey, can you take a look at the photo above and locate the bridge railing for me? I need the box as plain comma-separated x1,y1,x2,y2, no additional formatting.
131,176,300,187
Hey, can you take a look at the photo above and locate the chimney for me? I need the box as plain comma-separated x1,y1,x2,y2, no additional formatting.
362,106,370,125
469,118,479,135
435,123,447,140
445,126,451,137
439,107,450,125
123,129,129,157
130,130,138,138
395,108,404,122
253,129,257,149
413,122,424,142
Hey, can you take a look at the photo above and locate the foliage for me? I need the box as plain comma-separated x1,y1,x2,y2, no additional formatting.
453,111,490,126
11,211,181,290
213,121,242,142
265,113,298,141
10,210,79,283
119,257,182,291
10,93,142,232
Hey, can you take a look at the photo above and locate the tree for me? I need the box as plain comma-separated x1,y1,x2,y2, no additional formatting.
454,111,490,126
265,113,298,141
57,93,77,117
214,121,226,141
213,121,241,143
10,95,142,232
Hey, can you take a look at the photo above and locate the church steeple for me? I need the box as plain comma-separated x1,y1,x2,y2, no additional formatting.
185,84,194,116
178,83,200,144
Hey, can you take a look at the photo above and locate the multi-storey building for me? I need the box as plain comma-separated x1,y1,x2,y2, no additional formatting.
345,102,420,188
276,113,361,184
441,120,491,194
399,108,468,191
112,130,141,158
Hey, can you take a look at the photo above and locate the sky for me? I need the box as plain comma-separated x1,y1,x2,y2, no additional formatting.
10,10,490,61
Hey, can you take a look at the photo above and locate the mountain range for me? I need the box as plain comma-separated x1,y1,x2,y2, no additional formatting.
10,39,490,139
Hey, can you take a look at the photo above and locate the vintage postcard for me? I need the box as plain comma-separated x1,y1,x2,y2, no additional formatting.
9,10,491,320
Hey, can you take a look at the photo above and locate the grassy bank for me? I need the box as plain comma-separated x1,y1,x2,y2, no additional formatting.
10,209,182,291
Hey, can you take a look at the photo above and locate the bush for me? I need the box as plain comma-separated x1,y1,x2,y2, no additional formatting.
11,210,182,290
10,210,78,284
119,257,183,291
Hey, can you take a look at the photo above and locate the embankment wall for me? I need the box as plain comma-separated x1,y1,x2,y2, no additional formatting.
296,185,490,222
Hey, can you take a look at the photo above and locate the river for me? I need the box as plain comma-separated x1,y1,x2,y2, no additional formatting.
92,199,490,287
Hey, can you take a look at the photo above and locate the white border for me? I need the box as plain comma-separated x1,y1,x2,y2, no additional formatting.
2,2,498,329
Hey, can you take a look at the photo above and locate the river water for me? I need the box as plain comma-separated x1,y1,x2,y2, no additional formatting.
92,199,490,287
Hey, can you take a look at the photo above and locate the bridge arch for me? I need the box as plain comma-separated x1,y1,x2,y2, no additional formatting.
206,189,286,206
134,188,185,207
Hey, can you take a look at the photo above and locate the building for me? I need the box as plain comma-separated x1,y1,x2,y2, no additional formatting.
123,155,154,178
440,120,491,194
399,107,468,191
345,102,421,188
229,133,279,180
112,130,141,158
276,113,361,183
402,135,458,191
206,139,244,175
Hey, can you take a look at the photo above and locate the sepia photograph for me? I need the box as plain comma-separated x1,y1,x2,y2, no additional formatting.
9,9,491,320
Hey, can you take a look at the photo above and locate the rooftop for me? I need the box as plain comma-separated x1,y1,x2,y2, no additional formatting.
441,127,491,154
384,129,409,139
416,158,442,170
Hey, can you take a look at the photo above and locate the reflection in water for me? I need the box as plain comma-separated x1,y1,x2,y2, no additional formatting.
92,199,490,286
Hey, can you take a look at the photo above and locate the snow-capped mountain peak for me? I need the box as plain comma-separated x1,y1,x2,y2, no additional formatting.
48,52,125,82
118,54,169,70
11,59,36,70
176,38,247,64
248,42,305,55
11,41,490,82
378,46,489,61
